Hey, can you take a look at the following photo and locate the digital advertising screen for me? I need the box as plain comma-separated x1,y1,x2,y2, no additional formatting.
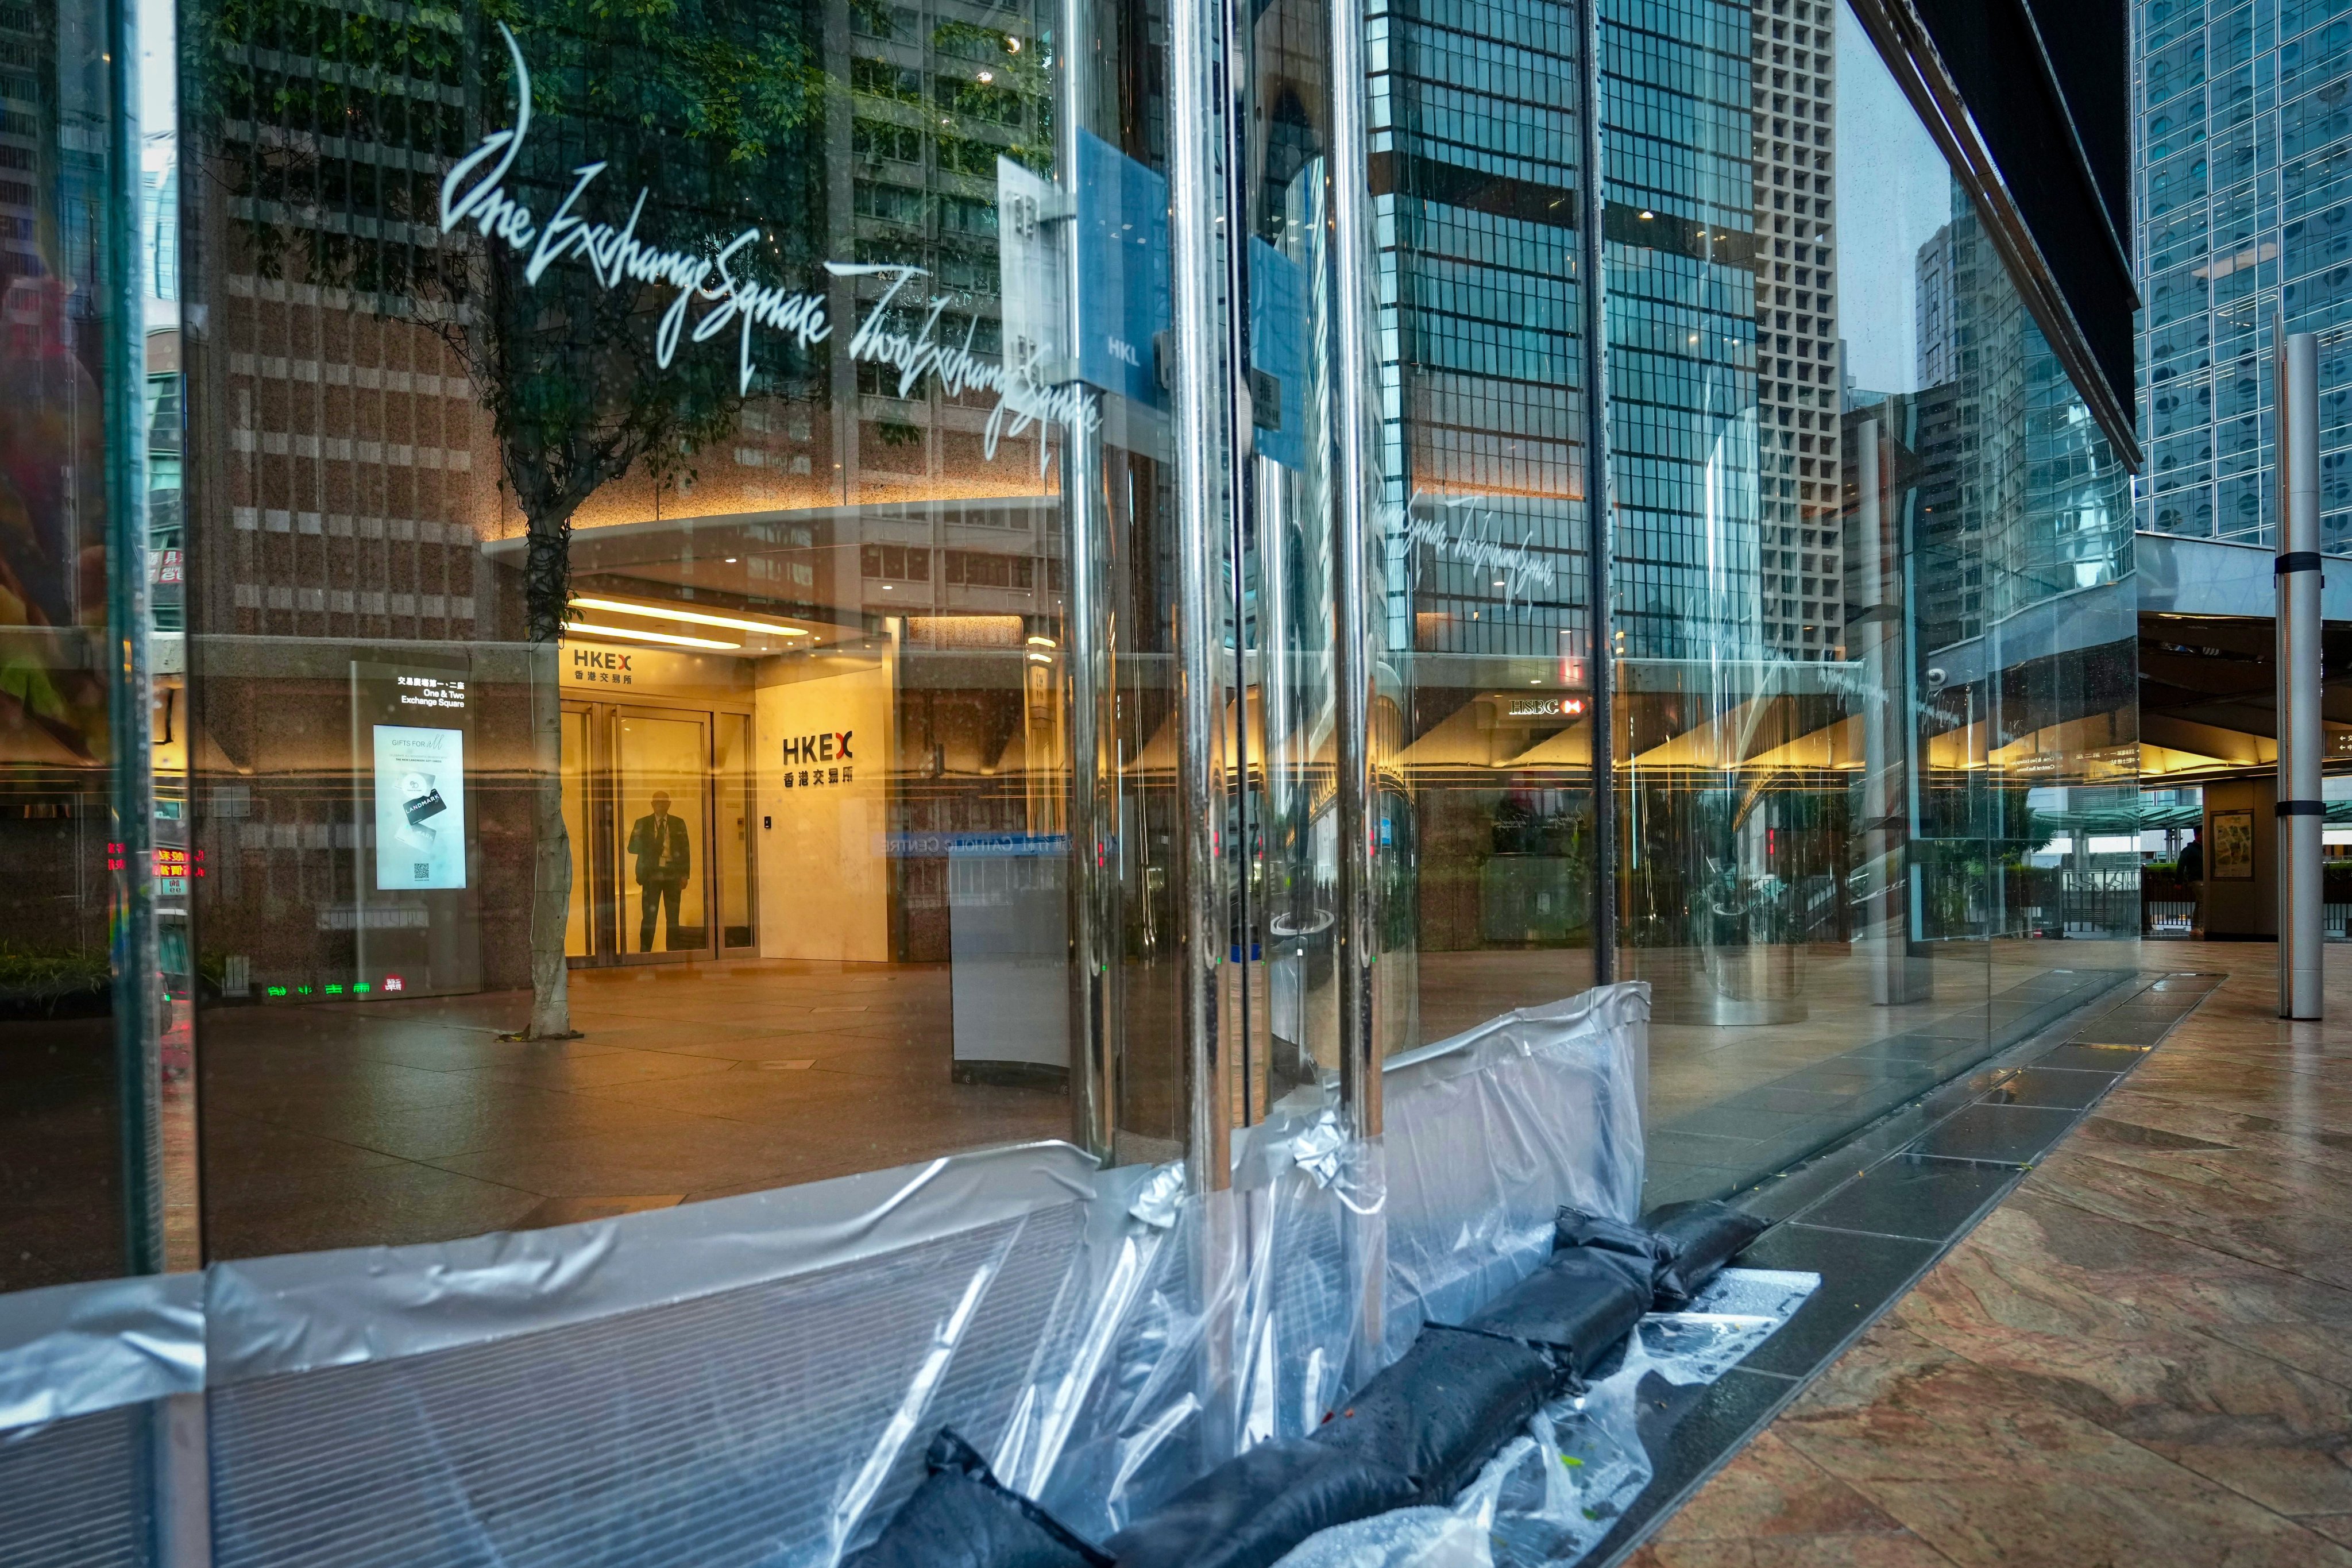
372,722,468,891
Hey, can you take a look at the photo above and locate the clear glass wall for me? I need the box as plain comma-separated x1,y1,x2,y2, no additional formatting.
0,0,170,1292
0,0,2142,1282
179,0,1203,1253
1597,0,2141,1200
1368,0,1605,1049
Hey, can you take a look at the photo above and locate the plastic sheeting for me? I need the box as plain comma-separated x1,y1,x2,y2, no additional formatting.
1268,1268,1820,1568
0,983,1648,1568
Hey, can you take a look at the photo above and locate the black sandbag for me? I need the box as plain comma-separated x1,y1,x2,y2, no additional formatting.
1643,1199,1771,1310
1554,1207,1665,1268
1310,1323,1552,1504
1104,1438,1418,1568
848,1429,1110,1568
1461,1246,1651,1378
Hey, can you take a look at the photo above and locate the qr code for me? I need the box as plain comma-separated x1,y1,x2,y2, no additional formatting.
415,863,431,879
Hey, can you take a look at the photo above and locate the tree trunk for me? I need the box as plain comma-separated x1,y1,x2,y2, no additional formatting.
518,509,581,1039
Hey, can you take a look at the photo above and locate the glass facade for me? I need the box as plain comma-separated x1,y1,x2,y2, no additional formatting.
1,0,2138,1293
2135,0,2352,551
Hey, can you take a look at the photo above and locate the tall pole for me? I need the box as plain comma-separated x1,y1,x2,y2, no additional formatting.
1169,0,1236,1191
2277,328,2323,1021
1578,0,1616,983
1330,0,1380,1142
104,0,164,1278
1060,0,1121,1160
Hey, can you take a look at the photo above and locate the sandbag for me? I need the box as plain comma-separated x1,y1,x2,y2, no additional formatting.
1460,1246,1650,1379
849,1429,1110,1568
1104,1438,1418,1568
1310,1324,1552,1504
1644,1199,1771,1310
1553,1207,1664,1268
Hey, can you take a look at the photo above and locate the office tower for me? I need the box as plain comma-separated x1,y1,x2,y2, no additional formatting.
1600,0,1762,662
1368,0,1591,663
2137,0,2352,551
1751,0,1841,660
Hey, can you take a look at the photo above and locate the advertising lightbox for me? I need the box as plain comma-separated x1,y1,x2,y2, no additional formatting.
372,722,468,891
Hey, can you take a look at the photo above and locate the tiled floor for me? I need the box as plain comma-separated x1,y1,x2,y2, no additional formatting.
190,939,2162,1261
1621,941,2352,1567
196,959,1071,1258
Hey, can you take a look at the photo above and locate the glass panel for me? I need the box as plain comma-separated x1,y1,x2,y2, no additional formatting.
182,0,1181,1252
561,709,592,960
1368,0,1602,1056
1597,0,2136,1204
717,712,755,948
614,716,710,956
0,0,154,1289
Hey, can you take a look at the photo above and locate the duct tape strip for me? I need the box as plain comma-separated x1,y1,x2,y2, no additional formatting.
0,1270,204,1432
2276,551,2324,574
2277,800,2326,816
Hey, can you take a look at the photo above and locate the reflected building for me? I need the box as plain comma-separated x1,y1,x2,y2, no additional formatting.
2136,0,2352,551
1748,0,1841,661
1600,0,1761,664
0,0,2145,1320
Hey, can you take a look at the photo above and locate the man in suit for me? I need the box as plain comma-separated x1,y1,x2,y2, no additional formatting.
627,791,692,951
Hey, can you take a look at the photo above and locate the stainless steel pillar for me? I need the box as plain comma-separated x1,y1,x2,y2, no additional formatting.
2277,329,2324,1021
1327,0,1388,1389
1856,421,1928,1005
1577,0,1616,985
1329,0,1381,1143
1169,0,1238,1189
1060,0,1121,1161
103,0,165,1277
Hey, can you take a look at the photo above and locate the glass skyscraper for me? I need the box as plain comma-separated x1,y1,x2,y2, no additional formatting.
2137,0,2352,551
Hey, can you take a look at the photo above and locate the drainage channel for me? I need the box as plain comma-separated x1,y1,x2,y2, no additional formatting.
1584,970,2226,1565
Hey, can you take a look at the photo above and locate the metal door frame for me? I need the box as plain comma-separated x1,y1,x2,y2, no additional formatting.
563,701,729,967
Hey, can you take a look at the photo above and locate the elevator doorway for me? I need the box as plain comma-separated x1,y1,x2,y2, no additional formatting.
562,701,757,965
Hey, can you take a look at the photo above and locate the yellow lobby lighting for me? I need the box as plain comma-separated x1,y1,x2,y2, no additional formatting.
564,621,740,651
570,596,810,638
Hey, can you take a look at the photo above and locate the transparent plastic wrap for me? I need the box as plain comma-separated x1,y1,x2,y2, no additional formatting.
0,985,1648,1568
1029,983,1646,1538
1378,984,1649,1359
1267,1268,1820,1568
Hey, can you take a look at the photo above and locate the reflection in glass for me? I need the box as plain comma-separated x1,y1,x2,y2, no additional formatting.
1581,0,2137,1201
181,0,1185,1254
1368,0,1603,1053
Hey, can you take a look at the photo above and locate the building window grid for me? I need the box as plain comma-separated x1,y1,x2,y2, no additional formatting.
2137,0,2352,549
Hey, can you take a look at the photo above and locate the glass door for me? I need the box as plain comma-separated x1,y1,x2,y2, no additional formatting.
612,710,715,960
716,712,756,951
561,705,593,960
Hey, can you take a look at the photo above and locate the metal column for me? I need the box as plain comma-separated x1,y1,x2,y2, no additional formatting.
103,0,164,1278
1060,0,1122,1160
1168,0,1239,1190
2277,329,2324,1021
1577,0,1616,984
1856,421,1928,1005
1326,0,1389,1392
1329,0,1381,1143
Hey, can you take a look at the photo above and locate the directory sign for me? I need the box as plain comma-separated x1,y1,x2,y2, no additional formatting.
993,130,1171,405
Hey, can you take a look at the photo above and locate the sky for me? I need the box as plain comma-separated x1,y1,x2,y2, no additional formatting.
1831,3,1964,397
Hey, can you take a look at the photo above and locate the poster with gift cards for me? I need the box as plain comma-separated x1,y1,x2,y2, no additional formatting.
372,723,468,890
